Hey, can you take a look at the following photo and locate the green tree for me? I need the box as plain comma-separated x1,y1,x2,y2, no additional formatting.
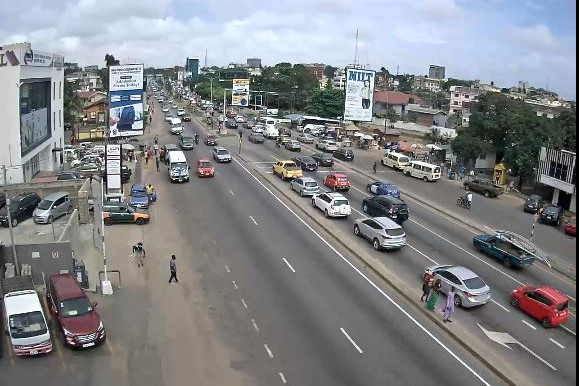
442,78,474,91
556,105,576,151
386,107,399,123
305,88,345,118
451,130,489,164
323,65,338,79
63,80,83,125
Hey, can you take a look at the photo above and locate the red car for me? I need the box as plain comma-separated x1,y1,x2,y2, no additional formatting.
197,159,215,178
46,274,106,348
564,216,576,236
324,173,350,191
511,286,570,328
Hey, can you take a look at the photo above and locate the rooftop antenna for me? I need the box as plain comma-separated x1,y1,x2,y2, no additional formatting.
354,29,359,66
204,49,208,68
396,65,399,76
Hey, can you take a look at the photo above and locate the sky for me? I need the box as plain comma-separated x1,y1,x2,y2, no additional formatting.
0,0,576,99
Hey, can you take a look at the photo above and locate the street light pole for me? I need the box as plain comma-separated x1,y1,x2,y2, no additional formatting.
210,78,213,104
2,165,19,275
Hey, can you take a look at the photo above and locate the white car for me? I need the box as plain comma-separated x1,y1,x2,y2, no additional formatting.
71,154,103,168
291,177,320,197
171,104,178,109
316,139,338,152
162,107,169,113
177,109,186,116
235,116,246,123
311,192,351,218
303,124,324,136
251,125,265,134
164,115,173,122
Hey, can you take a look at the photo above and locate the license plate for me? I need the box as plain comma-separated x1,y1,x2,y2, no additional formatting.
30,349,39,355
82,342,95,348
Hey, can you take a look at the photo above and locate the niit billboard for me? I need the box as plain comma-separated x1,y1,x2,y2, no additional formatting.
344,68,375,122
108,64,144,138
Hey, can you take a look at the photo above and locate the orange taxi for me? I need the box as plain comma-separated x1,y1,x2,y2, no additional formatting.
197,159,215,178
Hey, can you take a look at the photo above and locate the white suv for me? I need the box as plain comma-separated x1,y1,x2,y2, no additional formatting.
316,139,338,152
312,192,351,218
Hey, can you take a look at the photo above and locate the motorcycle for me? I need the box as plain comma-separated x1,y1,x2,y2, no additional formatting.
194,135,199,144
456,196,471,210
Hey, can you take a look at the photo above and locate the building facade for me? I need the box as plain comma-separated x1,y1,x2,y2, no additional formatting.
412,76,443,92
247,58,262,68
449,85,481,116
185,57,199,81
429,65,446,80
65,70,103,91
537,147,576,212
304,64,325,81
332,69,347,90
0,42,65,185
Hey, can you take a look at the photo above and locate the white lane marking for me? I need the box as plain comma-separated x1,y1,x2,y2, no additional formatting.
251,318,260,332
340,328,364,354
279,372,287,384
407,244,439,264
522,320,537,330
232,157,493,386
225,265,231,273
350,185,367,195
249,215,259,226
549,338,566,349
241,298,248,309
271,155,280,161
232,280,239,290
408,219,525,286
264,343,274,358
560,325,576,336
282,258,296,273
266,171,274,174
351,207,366,217
483,225,495,232
490,299,511,313
254,161,276,164
229,189,235,196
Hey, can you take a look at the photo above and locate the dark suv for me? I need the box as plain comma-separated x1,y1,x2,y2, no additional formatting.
539,205,563,226
333,148,354,162
361,195,409,224
0,192,41,227
523,194,544,213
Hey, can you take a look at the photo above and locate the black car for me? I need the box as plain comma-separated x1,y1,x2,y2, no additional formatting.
243,118,257,129
121,165,132,183
539,205,562,226
0,192,41,227
182,114,191,122
0,193,5,209
56,171,81,180
333,148,354,162
205,135,218,146
179,135,195,150
523,194,544,213
362,195,409,224
311,152,334,167
292,156,318,171
226,119,238,129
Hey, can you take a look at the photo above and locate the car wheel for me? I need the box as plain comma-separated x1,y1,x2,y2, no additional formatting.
11,218,18,227
300,190,304,197
381,159,385,166
312,199,317,207
510,298,519,308
354,224,361,236
423,176,429,182
464,185,470,191
542,318,552,328
373,239,381,251
454,294,462,307
484,190,491,198
104,217,113,226
363,204,368,213
405,171,411,176
324,209,330,218
48,215,54,224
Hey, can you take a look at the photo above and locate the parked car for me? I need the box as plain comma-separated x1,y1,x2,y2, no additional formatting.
565,216,576,236
312,192,351,218
284,140,301,152
78,163,103,179
56,170,81,180
290,177,320,197
353,217,407,251
367,181,401,199
316,139,338,152
235,116,246,123
182,114,191,122
0,192,5,209
333,148,354,161
511,286,570,328
291,156,317,171
249,132,266,143
324,173,350,191
539,204,563,226
197,159,215,178
46,274,106,348
179,135,195,150
71,154,103,168
121,165,132,183
362,195,409,224
523,194,544,213
463,179,503,198
425,265,491,308
102,201,150,225
273,160,303,180
0,192,42,227
33,192,72,224
297,133,315,144
311,153,334,167
205,135,218,146
212,146,232,163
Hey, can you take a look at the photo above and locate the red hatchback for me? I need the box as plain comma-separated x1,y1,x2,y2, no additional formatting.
197,159,215,178
511,286,570,328
47,274,106,348
324,173,350,191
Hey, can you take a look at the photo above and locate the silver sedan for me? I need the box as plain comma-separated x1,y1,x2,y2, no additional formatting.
353,216,406,250
290,177,320,197
425,265,491,308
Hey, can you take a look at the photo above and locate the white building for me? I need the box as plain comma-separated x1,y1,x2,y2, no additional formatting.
65,70,102,91
412,76,443,92
332,70,346,90
0,42,65,184
537,147,576,212
449,85,481,116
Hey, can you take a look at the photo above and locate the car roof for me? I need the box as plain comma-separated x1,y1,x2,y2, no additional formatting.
373,216,403,230
214,146,227,150
50,273,85,300
330,173,348,178
300,177,317,183
326,192,347,199
445,266,478,280
534,286,568,303
42,191,69,201
13,192,38,200
377,195,404,204
198,158,211,163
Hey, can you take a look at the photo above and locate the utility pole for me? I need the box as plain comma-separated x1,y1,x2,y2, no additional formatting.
100,178,113,295
210,78,213,104
2,165,19,275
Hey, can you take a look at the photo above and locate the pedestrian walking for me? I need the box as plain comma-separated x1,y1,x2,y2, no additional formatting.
169,255,178,283
145,152,149,165
154,135,158,145
155,156,160,172
89,175,93,186
153,143,159,155
420,272,433,302
132,242,146,267
443,287,455,323
372,161,377,174
426,279,441,311
459,165,466,180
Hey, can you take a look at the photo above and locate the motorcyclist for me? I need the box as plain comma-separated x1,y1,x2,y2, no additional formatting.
194,133,199,144
146,183,155,196
276,137,281,148
466,191,473,208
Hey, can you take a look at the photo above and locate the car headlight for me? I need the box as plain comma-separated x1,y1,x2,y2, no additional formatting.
63,328,75,337
97,321,104,331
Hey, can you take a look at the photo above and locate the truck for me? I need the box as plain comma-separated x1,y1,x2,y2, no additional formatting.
167,150,190,182
473,230,551,269
1,276,53,356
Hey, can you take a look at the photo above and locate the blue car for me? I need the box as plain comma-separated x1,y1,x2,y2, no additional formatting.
366,181,401,199
129,184,149,209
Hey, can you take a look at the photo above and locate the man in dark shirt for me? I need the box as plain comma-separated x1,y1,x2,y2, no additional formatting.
169,255,178,283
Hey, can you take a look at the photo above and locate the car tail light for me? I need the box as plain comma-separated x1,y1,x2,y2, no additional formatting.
464,291,475,298
389,208,394,214
381,234,392,239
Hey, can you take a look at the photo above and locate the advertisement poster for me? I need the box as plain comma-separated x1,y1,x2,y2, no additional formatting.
106,144,122,191
232,78,250,106
109,64,144,138
344,68,375,122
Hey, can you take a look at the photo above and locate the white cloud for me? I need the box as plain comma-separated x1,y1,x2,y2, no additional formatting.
511,24,564,53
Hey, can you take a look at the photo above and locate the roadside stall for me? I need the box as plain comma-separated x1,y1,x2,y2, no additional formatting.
357,135,379,150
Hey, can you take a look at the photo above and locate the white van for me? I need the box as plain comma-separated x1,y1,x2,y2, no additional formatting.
263,126,279,139
170,118,183,135
167,150,190,182
403,161,442,182
381,151,410,170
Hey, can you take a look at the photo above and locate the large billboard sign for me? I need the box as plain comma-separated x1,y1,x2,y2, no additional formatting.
344,68,375,122
105,144,122,191
232,78,250,106
108,64,144,138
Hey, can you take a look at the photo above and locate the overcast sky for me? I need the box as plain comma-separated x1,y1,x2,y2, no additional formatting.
1,0,576,99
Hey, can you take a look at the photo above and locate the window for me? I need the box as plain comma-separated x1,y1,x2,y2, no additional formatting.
414,164,422,170
53,81,56,100
455,94,459,98
439,271,461,285
59,81,62,99
59,109,62,127
53,112,56,132
453,101,459,105
465,95,470,99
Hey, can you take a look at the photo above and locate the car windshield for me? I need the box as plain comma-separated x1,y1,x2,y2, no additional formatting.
59,296,93,318
319,154,332,159
182,137,193,143
132,191,147,197
400,157,410,163
556,301,569,311
36,199,54,210
8,311,48,339
463,277,486,290
172,162,188,169
544,207,559,215
305,182,318,188
217,150,229,155
333,199,349,206
385,228,405,237
199,162,212,168
285,163,298,169
433,167,441,173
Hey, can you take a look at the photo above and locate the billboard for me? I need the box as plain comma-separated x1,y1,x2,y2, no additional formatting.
232,78,250,106
105,144,122,191
20,81,51,156
344,68,375,122
108,64,144,138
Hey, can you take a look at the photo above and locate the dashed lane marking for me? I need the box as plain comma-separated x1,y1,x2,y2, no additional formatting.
549,338,566,349
225,265,231,273
264,343,274,358
251,318,260,332
522,320,537,330
279,372,287,384
340,328,364,354
241,298,248,309
282,258,296,273
491,299,511,313
232,280,239,290
249,215,259,226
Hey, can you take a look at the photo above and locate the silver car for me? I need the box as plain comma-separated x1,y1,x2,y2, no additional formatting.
213,146,232,163
33,192,73,224
353,216,407,250
425,265,491,308
290,177,320,197
297,133,314,143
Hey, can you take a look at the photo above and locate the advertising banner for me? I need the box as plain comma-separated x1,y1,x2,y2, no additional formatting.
106,144,122,191
232,78,250,107
344,68,375,122
109,64,144,138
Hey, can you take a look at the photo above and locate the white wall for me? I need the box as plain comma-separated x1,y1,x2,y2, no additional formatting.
0,63,23,184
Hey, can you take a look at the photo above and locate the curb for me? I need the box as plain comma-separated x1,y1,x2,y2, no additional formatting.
250,165,519,386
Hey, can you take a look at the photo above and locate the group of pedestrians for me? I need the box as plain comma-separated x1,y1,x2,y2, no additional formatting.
131,242,179,283
421,272,455,323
